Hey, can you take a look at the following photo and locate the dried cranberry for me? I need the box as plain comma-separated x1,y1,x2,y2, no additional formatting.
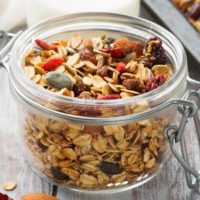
73,81,89,96
144,37,167,68
96,66,109,78
0,193,13,200
100,47,125,59
123,79,144,93
145,74,165,92
78,46,97,64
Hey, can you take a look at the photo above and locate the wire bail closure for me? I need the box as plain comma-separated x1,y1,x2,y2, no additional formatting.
164,90,200,194
0,31,21,69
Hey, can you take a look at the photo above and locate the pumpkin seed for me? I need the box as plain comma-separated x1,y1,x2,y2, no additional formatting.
45,72,73,89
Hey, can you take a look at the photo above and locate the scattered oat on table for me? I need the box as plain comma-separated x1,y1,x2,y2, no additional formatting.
2,181,17,191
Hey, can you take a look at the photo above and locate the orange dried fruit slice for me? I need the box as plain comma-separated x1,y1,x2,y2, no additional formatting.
21,193,59,200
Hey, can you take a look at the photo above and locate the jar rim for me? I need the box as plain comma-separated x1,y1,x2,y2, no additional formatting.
9,12,187,122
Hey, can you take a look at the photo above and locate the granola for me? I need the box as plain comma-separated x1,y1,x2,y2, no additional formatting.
22,34,174,189
24,35,172,100
24,112,170,189
171,0,200,32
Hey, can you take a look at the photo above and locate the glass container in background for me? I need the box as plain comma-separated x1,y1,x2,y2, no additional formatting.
26,0,141,27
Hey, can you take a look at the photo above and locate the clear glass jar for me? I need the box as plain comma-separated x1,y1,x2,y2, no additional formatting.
1,13,194,193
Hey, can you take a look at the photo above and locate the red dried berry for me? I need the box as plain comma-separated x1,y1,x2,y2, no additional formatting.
97,94,121,100
0,193,13,200
42,58,64,71
145,74,165,92
123,79,144,93
35,39,57,51
100,47,125,59
116,62,126,72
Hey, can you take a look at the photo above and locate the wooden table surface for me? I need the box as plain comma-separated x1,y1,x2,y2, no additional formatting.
0,4,200,200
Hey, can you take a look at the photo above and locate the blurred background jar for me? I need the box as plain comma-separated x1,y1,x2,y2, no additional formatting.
0,0,25,30
26,0,141,27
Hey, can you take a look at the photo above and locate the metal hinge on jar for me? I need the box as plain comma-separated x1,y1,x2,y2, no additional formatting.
0,31,22,69
164,90,200,194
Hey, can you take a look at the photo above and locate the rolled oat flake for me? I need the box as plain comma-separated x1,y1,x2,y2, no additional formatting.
45,72,73,89
3,181,17,191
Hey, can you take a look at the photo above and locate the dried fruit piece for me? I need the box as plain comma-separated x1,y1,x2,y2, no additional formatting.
78,46,97,64
45,72,73,89
187,3,200,20
143,37,167,68
35,39,57,50
100,162,122,175
145,74,165,92
51,166,69,180
100,47,125,59
96,65,109,78
116,62,126,72
97,94,121,100
21,193,58,200
3,181,17,191
0,193,13,200
73,80,88,96
42,58,64,71
123,79,144,93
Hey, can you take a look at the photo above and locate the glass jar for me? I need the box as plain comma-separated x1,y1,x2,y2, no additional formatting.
0,13,200,194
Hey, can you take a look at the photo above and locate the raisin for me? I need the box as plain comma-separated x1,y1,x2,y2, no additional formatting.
96,66,109,78
129,41,144,57
73,81,89,96
36,140,48,152
144,37,167,68
51,167,69,180
145,74,165,92
105,37,115,46
78,46,97,64
100,162,122,175
123,79,144,93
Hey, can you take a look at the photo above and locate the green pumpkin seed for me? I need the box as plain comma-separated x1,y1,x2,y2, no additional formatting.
45,72,73,89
